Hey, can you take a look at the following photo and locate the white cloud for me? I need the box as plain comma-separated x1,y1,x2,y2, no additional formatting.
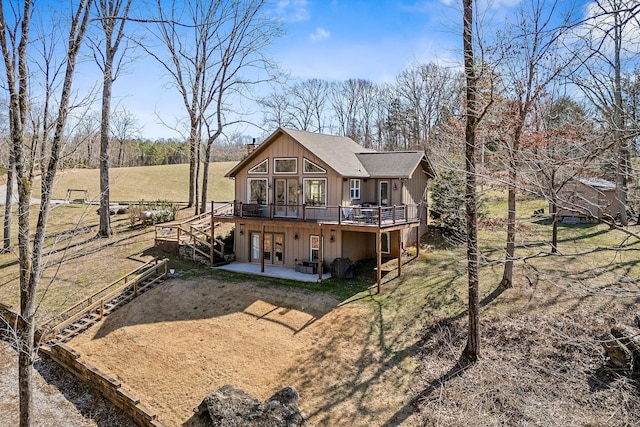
310,27,331,42
274,0,310,23
570,0,640,60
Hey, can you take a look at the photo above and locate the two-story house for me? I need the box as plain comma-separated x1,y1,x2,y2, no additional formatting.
209,127,435,288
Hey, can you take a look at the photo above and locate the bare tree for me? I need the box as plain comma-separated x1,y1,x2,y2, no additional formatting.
573,0,640,226
91,0,133,237
259,87,293,129
520,95,607,253
289,78,329,132
357,79,379,149
462,0,480,362
146,0,206,209
330,79,365,140
493,0,575,288
147,0,281,214
197,0,282,214
0,1,93,425
110,107,140,167
395,63,456,149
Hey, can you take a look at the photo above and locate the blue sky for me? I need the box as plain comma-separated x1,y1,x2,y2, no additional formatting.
82,0,593,139
267,0,461,82
106,0,471,139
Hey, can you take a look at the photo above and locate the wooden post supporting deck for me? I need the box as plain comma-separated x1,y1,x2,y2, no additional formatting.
260,224,265,273
318,227,324,282
397,231,402,278
376,229,382,293
416,225,420,258
214,200,216,265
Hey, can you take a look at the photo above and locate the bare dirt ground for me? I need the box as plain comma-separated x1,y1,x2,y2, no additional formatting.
70,277,414,426
411,276,640,426
0,343,135,426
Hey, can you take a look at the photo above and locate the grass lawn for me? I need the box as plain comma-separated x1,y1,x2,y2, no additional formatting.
2,164,640,425
0,163,237,321
34,162,237,202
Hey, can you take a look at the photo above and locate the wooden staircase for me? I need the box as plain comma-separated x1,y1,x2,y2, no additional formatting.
41,258,170,344
154,202,233,265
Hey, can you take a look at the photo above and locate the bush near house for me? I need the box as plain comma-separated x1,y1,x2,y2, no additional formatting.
129,199,176,226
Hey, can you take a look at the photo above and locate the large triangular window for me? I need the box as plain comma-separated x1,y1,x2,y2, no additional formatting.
303,158,326,174
248,159,268,174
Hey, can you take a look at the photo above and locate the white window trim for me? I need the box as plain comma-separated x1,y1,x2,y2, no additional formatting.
310,235,322,261
274,157,298,174
303,158,326,174
379,180,390,206
350,179,361,200
247,178,268,204
248,159,268,174
303,178,327,208
380,232,390,254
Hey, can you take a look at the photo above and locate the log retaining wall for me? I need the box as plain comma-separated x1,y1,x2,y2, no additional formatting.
43,342,165,427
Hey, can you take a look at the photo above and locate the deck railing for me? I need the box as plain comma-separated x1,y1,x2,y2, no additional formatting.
223,201,422,226
155,202,232,263
40,258,169,341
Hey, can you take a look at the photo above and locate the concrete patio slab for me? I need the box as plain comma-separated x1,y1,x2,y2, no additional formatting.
214,262,331,283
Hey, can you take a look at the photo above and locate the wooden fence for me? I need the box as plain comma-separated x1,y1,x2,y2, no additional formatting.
41,258,169,343
0,301,18,335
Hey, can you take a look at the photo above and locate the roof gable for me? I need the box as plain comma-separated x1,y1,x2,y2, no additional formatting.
225,127,436,180
356,151,435,179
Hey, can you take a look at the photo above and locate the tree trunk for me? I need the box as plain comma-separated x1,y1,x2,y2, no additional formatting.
17,314,34,427
118,141,124,167
613,6,628,226
98,67,112,237
98,22,114,237
200,144,212,215
188,128,197,208
501,162,516,288
551,200,559,254
462,0,480,362
2,145,14,251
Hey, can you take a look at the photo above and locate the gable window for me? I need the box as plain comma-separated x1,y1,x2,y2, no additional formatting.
380,232,390,254
248,178,267,204
350,179,361,200
310,235,321,261
248,159,268,174
303,158,326,173
304,178,326,207
274,158,297,173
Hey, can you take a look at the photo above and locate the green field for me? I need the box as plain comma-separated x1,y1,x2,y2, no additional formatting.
37,162,237,202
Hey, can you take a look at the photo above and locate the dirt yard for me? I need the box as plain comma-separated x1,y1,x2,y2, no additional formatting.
70,276,414,426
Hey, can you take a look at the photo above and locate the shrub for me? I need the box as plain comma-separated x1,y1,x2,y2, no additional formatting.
129,199,176,226
430,170,486,237
430,170,466,233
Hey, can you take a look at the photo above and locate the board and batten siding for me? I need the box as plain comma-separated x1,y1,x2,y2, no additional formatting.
234,133,344,207
234,225,341,268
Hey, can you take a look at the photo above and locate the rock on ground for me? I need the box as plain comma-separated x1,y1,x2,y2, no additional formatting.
196,384,304,427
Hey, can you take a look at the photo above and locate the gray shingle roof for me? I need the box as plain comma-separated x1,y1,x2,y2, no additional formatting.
282,128,373,177
578,178,616,191
356,151,428,179
225,127,435,179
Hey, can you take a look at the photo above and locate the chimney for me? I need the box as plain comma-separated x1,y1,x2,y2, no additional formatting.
246,138,256,155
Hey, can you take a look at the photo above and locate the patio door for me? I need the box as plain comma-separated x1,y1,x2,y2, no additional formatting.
275,179,299,217
379,181,389,206
250,232,284,265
